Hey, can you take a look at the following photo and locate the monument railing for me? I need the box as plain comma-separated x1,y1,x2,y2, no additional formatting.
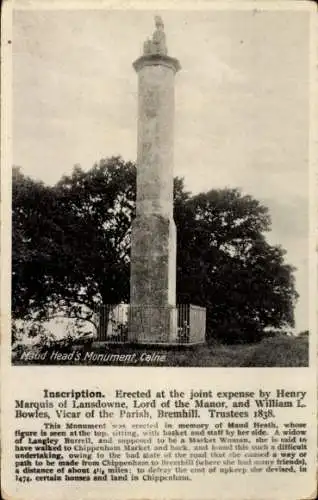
94,304,206,344
94,304,129,342
189,305,207,344
177,304,206,344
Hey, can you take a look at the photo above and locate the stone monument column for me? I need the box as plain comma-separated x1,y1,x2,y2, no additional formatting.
129,17,181,343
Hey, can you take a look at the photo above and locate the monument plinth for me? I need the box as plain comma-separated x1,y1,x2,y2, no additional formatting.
129,17,181,343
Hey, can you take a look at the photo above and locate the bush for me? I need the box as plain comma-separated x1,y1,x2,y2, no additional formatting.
12,322,57,363
298,330,309,337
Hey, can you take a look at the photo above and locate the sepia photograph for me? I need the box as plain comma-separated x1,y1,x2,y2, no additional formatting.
11,6,312,367
2,3,317,500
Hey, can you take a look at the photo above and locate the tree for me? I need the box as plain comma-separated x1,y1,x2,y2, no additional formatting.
175,189,298,342
52,157,136,322
12,167,62,319
12,159,298,342
12,158,136,328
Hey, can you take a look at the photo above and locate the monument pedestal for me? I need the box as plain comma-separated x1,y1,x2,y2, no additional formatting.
129,305,177,343
130,214,177,343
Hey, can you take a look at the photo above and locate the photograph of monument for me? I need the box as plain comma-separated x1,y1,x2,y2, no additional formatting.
129,16,204,345
10,8,311,367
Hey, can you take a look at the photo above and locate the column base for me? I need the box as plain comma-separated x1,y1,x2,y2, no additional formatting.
128,305,177,343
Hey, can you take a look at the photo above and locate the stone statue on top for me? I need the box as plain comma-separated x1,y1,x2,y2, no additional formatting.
143,16,168,56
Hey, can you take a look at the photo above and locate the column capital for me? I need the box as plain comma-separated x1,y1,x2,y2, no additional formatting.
133,54,181,73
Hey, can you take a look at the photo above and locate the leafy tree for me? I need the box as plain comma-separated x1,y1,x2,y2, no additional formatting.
175,189,298,342
52,157,136,323
12,167,62,319
12,158,135,328
12,159,298,342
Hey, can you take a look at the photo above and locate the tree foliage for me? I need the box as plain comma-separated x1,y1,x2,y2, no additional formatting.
12,167,61,318
174,189,297,342
12,158,298,342
12,159,135,327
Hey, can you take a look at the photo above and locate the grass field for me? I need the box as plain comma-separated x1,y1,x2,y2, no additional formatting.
111,335,309,367
167,335,309,367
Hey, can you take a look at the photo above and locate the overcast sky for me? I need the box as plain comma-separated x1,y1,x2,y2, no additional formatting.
12,7,311,331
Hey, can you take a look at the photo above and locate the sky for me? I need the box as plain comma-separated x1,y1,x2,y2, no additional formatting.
12,7,311,332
